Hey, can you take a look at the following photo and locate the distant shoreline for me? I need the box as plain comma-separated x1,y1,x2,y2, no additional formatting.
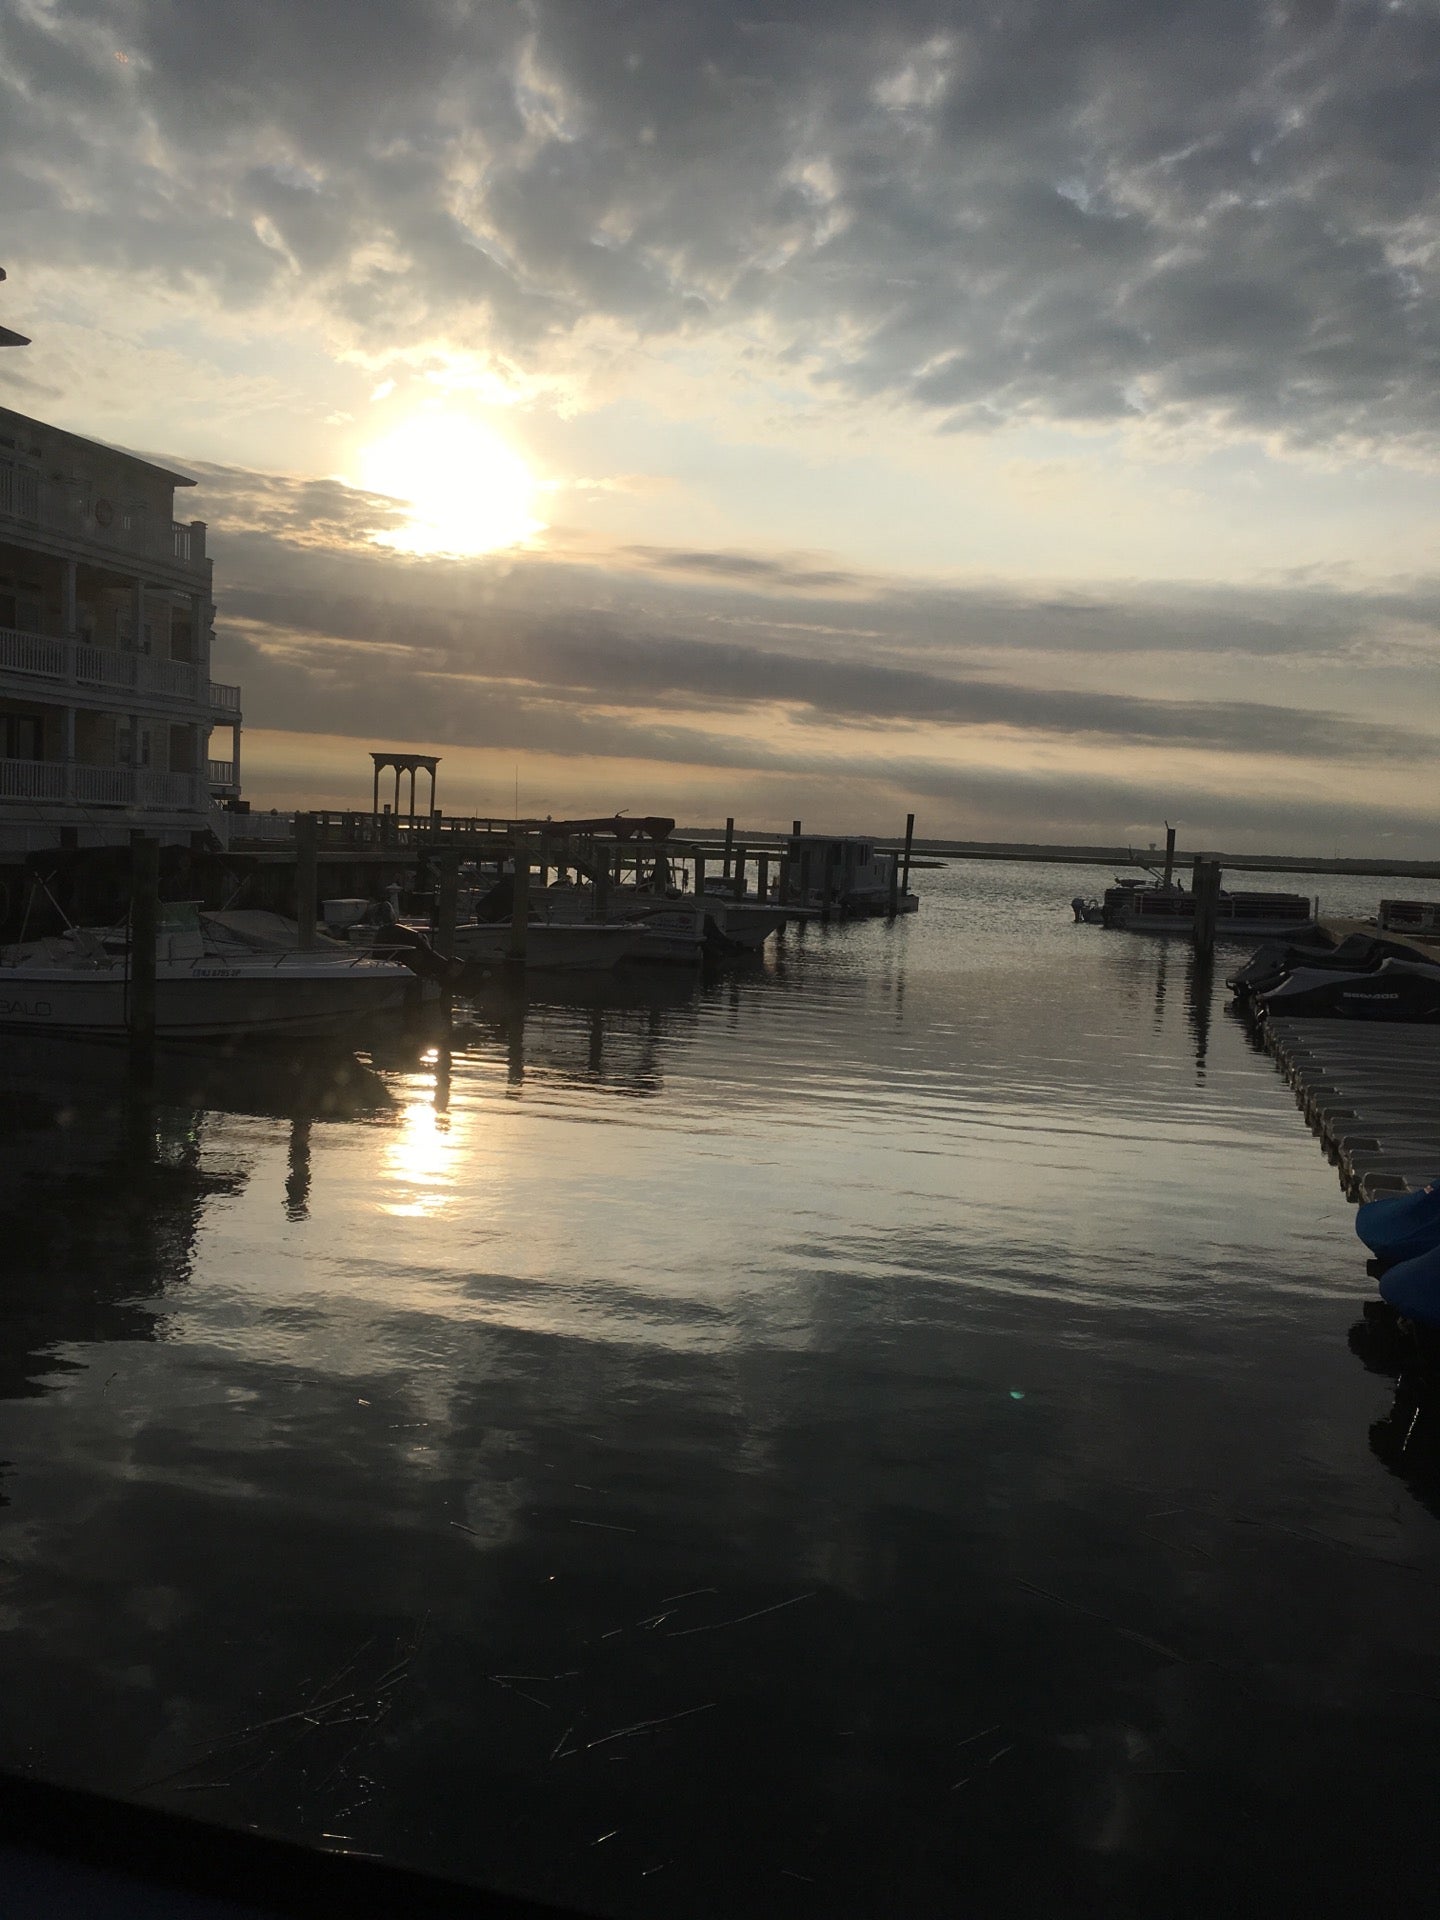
678,830,1440,882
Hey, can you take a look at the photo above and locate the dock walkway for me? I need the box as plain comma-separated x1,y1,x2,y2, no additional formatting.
1262,1017,1440,1200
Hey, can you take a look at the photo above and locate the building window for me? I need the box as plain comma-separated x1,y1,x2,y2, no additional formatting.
1,714,45,760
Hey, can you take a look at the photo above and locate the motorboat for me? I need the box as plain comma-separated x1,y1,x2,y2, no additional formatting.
443,919,643,971
0,906,428,1040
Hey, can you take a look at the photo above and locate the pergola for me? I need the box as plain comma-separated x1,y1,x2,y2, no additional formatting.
371,750,440,821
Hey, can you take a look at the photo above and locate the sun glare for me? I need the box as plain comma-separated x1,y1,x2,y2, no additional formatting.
356,411,545,557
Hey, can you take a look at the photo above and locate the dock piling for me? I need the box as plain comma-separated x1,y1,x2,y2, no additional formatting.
1163,823,1176,890
510,835,530,963
758,852,770,902
733,844,747,900
295,811,318,949
1192,855,1221,954
901,812,915,898
128,833,158,1059
723,817,735,881
435,850,459,957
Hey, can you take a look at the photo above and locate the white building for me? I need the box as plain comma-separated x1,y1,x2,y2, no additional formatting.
0,403,242,855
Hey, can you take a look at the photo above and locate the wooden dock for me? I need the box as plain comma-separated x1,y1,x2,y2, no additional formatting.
1261,1017,1440,1201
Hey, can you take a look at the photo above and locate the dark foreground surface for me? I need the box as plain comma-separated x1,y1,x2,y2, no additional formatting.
2,860,1439,1916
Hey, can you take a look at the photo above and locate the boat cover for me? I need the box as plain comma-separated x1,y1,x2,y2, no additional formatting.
1357,1182,1440,1264
1379,1239,1440,1331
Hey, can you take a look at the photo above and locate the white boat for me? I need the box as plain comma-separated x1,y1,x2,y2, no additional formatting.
445,920,643,971
540,883,709,964
706,899,789,951
0,907,426,1040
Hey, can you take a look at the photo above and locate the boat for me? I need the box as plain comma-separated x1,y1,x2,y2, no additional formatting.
0,906,427,1040
443,920,643,971
780,835,918,916
1252,954,1440,1023
1098,874,1314,935
540,882,709,963
708,899,789,951
1228,931,1426,1010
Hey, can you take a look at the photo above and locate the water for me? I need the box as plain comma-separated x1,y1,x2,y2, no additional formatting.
3,860,1440,1915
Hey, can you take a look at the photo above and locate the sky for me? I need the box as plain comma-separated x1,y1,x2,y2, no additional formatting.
3,0,1439,851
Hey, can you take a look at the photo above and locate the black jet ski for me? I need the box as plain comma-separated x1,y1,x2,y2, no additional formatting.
1253,953,1440,1022
1229,931,1427,1008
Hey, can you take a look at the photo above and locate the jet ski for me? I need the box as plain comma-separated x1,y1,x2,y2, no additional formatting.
1228,931,1424,1008
1252,954,1440,1022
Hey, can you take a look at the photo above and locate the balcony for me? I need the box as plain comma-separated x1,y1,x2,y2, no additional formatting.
0,756,207,811
207,758,238,791
209,679,241,716
0,460,207,575
0,624,208,705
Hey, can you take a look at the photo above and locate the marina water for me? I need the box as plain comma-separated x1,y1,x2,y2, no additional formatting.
3,859,1440,1914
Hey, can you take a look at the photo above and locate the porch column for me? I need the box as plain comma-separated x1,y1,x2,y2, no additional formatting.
61,558,77,636
131,578,147,652
190,592,208,668
232,721,241,792
372,762,380,815
62,706,75,764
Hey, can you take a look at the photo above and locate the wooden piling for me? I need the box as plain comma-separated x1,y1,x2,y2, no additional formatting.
733,844,747,900
128,834,158,1057
901,812,915,898
821,844,837,921
510,834,530,963
435,849,459,957
295,811,318,949
1163,822,1177,890
1192,855,1221,954
694,854,707,904
722,817,735,880
758,853,770,902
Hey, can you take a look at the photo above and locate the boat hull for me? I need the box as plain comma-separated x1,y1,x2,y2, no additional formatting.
0,960,417,1039
448,923,641,971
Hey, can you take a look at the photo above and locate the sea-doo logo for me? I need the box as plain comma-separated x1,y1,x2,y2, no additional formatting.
1341,991,1398,1000
0,999,52,1017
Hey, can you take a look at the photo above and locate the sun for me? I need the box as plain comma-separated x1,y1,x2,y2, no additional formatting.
356,410,545,557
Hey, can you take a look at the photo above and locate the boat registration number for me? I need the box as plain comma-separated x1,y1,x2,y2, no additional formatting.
0,998,52,1017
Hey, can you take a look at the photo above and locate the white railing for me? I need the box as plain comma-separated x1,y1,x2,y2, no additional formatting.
138,768,202,808
209,679,241,712
0,758,207,811
146,655,201,700
0,459,207,572
0,461,40,520
230,810,296,842
207,758,236,786
75,640,139,690
74,764,135,806
1,624,213,704
0,626,68,678
0,757,67,800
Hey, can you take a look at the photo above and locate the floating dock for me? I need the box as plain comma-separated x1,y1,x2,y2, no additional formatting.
1261,1017,1440,1201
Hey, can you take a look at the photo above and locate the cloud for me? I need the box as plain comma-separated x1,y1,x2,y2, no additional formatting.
179,460,1440,841
4,1,1439,456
